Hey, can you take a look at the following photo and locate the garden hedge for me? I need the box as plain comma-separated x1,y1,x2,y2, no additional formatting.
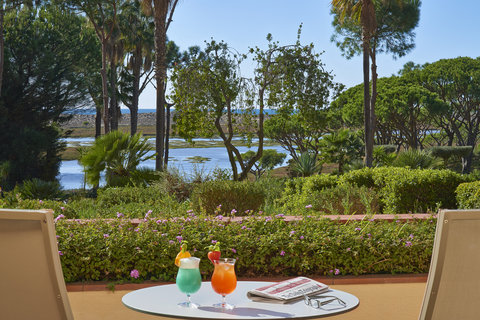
190,180,265,215
456,181,480,209
55,214,436,283
280,168,473,215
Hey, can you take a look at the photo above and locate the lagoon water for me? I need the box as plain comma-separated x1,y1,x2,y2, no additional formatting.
59,137,290,190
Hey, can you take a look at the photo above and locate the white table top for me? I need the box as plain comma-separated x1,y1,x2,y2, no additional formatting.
122,281,359,319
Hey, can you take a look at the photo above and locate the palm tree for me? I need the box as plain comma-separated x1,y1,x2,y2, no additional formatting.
105,19,125,132
141,0,179,171
331,0,377,167
79,130,156,187
119,0,155,136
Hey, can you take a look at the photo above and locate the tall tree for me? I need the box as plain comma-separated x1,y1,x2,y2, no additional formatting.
259,29,341,162
332,75,447,149
63,0,118,135
331,0,420,166
118,0,155,135
171,40,254,180
141,0,179,172
0,5,93,189
0,1,41,97
420,57,480,173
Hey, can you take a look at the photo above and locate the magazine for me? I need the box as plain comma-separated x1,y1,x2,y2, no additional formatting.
246,277,329,304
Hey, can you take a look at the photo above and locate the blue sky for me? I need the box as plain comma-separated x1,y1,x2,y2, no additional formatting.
139,0,480,109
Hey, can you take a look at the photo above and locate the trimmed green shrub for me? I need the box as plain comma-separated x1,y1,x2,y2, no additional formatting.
190,180,265,215
379,168,471,213
282,174,338,198
456,181,480,209
278,174,339,212
279,183,380,215
282,168,472,214
429,146,473,161
255,176,286,213
339,167,379,189
16,178,65,200
96,186,189,218
97,186,163,207
55,215,436,282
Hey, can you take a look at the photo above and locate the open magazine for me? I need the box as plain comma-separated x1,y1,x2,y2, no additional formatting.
247,277,329,304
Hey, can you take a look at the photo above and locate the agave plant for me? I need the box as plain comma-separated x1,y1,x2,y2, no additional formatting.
291,152,322,177
79,131,156,187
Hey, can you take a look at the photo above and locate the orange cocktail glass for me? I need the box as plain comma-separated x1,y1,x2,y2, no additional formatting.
211,258,237,309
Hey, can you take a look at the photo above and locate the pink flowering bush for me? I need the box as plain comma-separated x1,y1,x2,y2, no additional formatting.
55,213,436,283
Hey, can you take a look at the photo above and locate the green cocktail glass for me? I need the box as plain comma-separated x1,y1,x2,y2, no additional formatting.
176,257,201,308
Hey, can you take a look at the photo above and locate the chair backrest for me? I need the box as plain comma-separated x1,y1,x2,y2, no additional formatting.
0,209,73,320
419,209,480,320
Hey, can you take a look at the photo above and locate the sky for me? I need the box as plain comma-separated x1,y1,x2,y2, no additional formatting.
139,0,480,109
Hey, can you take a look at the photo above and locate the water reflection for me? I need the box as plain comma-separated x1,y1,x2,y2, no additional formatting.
58,139,290,190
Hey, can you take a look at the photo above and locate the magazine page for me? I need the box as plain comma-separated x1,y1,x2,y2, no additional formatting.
247,277,329,303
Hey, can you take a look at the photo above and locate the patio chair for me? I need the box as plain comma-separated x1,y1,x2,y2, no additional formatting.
0,209,73,320
419,209,480,320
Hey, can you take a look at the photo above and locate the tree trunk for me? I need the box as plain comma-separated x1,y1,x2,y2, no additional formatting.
238,88,265,181
95,107,102,139
130,46,142,135
100,40,110,134
362,40,372,167
153,0,167,171
0,4,4,97
369,50,377,161
164,103,171,168
109,60,118,131
130,107,138,136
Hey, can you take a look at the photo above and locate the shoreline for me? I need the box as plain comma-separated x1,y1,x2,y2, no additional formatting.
62,112,158,128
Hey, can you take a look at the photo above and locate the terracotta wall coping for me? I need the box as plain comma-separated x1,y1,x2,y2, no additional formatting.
66,273,428,292
64,213,436,226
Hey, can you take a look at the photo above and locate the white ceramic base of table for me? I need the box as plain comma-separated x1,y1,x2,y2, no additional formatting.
122,281,359,319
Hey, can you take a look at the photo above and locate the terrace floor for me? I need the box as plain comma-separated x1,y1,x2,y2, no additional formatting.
67,276,427,320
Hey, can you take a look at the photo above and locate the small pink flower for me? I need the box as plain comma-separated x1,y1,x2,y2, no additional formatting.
405,241,412,247
335,268,340,275
130,269,139,279
231,248,237,253
103,234,109,238
54,214,65,223
58,251,63,256
144,210,152,219
280,250,285,256
39,200,43,204
231,209,237,214
176,236,183,242
299,236,305,240
60,207,65,211
305,204,313,209
355,227,361,231
116,212,124,218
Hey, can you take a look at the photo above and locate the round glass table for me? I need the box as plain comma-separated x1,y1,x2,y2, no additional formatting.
122,281,359,319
